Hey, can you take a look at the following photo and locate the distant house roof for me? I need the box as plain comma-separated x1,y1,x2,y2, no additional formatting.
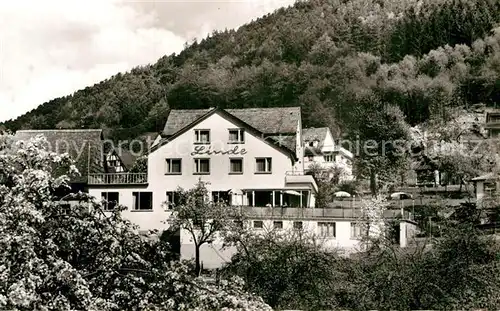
162,107,300,136
303,127,328,142
304,146,353,159
471,172,496,182
304,147,323,156
13,129,105,183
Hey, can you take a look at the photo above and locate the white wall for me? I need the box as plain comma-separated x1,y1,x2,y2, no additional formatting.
89,112,309,230
304,153,354,182
148,112,296,192
179,219,366,269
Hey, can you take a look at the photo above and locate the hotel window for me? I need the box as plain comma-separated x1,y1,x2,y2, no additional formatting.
229,129,245,143
165,158,182,175
318,222,336,237
102,192,119,210
255,158,272,173
212,191,230,204
229,158,243,174
253,220,264,229
132,192,153,210
194,129,210,144
166,191,182,209
350,222,364,239
273,221,283,230
233,220,244,228
194,158,210,174
324,155,334,162
293,221,303,230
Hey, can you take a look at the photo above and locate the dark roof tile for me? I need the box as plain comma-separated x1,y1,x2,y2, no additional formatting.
303,127,328,142
162,107,301,136
163,109,212,136
225,107,300,134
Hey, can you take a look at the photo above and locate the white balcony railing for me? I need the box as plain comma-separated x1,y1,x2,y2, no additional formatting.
231,206,413,220
88,173,148,185
285,171,318,192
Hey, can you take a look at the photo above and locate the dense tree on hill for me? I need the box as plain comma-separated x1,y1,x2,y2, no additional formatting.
2,0,500,148
348,99,411,196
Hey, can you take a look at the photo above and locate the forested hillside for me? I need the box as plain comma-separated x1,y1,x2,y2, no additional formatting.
2,0,500,142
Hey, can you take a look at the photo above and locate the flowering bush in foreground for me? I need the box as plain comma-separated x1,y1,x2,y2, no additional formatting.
0,135,271,310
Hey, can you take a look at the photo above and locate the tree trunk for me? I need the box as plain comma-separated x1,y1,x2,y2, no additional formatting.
370,169,378,198
195,244,201,277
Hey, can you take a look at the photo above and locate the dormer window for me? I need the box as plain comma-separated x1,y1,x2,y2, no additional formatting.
194,130,210,144
229,129,245,143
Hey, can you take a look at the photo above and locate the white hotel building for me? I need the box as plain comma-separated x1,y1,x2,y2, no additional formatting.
15,107,416,269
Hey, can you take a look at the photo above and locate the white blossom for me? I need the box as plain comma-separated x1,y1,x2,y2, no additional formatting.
0,133,271,310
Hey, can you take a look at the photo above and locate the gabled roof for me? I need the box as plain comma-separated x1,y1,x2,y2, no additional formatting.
13,129,105,183
162,107,300,136
153,107,299,159
225,107,300,134
303,127,329,142
304,146,353,159
162,109,212,136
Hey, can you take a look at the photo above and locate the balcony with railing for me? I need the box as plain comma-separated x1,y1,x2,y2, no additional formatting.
231,206,414,221
88,173,148,185
285,171,318,192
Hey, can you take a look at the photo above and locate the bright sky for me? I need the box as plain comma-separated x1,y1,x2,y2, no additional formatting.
0,0,295,122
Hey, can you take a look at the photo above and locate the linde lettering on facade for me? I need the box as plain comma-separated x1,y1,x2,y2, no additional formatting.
190,145,248,156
